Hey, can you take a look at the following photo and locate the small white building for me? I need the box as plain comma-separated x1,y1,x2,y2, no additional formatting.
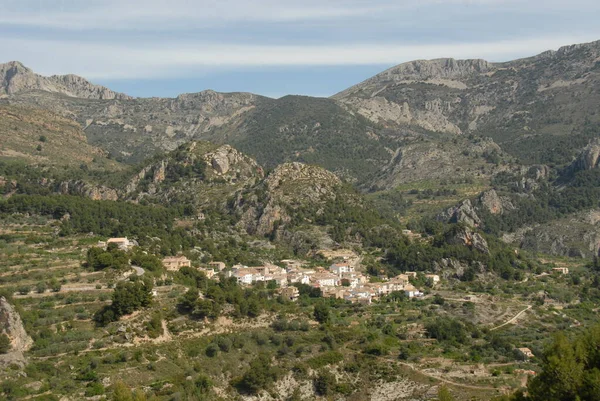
106,237,134,251
425,274,440,284
404,284,423,298
311,273,339,287
330,263,354,275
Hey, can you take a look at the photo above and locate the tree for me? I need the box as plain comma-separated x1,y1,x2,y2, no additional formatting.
237,353,279,394
178,288,199,313
314,302,330,324
314,370,336,396
0,333,11,354
112,381,134,401
111,281,152,316
527,333,584,401
437,386,456,401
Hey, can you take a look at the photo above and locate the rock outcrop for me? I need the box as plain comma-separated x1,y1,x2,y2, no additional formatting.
0,297,33,367
58,181,119,201
0,61,131,100
573,139,600,171
446,226,490,254
438,199,481,228
237,163,343,237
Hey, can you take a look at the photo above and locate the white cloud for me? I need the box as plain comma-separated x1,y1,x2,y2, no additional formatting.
1,35,599,80
2,0,596,30
0,0,401,30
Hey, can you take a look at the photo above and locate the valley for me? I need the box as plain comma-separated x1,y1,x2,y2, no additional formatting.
1,39,600,401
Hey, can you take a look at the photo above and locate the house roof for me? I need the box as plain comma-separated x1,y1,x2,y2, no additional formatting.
107,238,128,242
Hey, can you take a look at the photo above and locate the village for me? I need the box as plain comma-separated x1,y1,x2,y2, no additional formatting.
96,237,440,305
164,254,440,305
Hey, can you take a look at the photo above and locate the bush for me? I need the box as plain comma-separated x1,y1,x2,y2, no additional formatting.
205,344,218,358
235,353,280,394
314,370,336,396
0,333,11,354
314,302,330,324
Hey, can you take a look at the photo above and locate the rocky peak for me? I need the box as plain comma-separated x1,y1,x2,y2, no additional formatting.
204,144,263,178
265,162,341,196
334,58,493,99
381,58,492,81
438,199,481,228
0,61,131,100
445,226,490,254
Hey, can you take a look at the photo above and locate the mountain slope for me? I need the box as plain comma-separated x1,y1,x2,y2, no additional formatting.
335,40,600,166
0,61,131,100
0,104,120,170
2,39,600,191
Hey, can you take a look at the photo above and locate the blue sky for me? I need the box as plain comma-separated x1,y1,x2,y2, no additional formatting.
2,0,600,98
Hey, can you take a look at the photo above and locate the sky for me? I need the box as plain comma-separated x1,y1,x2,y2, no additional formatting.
1,0,600,98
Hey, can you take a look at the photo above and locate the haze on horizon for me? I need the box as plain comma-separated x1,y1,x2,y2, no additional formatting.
1,0,600,98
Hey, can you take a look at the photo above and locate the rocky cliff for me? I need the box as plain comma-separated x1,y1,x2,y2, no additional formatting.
236,162,343,237
0,297,33,367
0,61,131,100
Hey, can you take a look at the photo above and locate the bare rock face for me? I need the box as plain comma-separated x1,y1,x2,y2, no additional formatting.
0,297,33,367
204,145,260,177
59,181,119,201
479,189,504,215
438,199,481,228
152,160,168,184
446,226,490,254
237,162,342,237
574,139,600,171
0,61,131,100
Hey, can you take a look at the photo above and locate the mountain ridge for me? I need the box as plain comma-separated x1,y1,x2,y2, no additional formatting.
0,61,131,100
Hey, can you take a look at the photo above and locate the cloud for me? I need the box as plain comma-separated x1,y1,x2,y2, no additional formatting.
0,0,401,30
3,0,596,31
1,35,598,80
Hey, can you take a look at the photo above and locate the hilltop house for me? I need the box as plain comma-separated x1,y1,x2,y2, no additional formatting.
517,347,535,359
162,256,192,271
104,237,134,251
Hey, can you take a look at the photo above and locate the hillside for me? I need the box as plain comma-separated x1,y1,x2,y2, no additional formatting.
0,104,122,170
335,40,600,166
3,41,599,191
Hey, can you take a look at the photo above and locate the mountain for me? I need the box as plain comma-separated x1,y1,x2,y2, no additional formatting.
3,40,599,190
335,40,600,166
0,61,131,100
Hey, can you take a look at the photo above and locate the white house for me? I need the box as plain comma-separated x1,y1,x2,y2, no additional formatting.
311,273,339,287
106,237,134,251
330,263,354,275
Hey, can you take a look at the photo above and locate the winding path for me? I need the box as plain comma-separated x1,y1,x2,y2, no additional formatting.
490,305,532,331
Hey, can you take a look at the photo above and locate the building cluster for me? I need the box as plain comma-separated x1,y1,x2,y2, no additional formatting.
155,253,440,304
223,260,439,304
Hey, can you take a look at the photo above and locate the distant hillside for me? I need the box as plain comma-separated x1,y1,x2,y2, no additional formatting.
0,104,121,170
335,40,600,166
